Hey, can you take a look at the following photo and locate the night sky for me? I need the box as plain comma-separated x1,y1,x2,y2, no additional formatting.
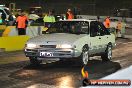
0,0,132,9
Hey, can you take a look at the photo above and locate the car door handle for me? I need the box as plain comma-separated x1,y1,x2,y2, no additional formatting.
99,37,101,39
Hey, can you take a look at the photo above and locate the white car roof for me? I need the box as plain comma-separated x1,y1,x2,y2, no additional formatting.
0,6,9,10
60,19,96,22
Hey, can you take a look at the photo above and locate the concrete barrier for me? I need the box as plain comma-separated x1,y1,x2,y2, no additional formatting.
0,36,30,51
0,25,6,30
2,26,15,37
0,26,46,52
26,26,43,37
0,25,6,37
2,26,46,37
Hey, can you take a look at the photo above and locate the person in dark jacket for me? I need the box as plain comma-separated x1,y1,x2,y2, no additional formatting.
1,12,6,24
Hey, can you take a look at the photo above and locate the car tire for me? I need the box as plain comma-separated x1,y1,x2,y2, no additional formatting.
80,46,89,65
101,44,112,61
29,57,42,66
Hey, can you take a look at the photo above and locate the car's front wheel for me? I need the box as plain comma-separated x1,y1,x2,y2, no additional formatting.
81,47,89,65
101,44,112,61
29,57,42,65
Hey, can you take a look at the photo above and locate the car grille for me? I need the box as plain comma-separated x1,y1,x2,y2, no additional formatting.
26,49,38,52
39,45,56,48
25,48,74,57
54,51,71,53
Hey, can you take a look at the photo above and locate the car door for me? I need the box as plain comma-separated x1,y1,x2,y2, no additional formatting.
73,21,90,52
89,21,102,55
97,22,111,52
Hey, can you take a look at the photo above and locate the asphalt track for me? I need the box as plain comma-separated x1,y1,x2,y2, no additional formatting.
0,38,132,88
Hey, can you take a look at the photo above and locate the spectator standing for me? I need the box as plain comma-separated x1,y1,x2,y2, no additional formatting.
104,16,111,28
8,13,15,26
66,8,74,20
120,20,126,38
43,10,55,27
16,11,28,35
116,20,126,38
1,12,6,24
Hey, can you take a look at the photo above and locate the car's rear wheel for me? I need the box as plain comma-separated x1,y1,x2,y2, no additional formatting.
101,44,112,61
29,57,42,65
81,46,89,65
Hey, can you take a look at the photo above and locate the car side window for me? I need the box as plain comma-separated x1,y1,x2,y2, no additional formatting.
90,21,100,37
76,21,89,34
96,22,105,36
70,21,89,34
80,21,89,34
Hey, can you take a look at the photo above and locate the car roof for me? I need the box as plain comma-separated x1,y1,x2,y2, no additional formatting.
0,6,6,9
60,19,96,22
0,6,8,10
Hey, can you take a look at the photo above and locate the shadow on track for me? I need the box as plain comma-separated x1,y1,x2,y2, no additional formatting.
9,59,121,87
10,59,121,80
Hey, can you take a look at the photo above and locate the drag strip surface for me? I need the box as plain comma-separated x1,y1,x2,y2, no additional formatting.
0,38,132,88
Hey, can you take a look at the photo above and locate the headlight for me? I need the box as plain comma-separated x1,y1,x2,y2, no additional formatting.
56,44,72,48
26,44,37,48
61,44,72,48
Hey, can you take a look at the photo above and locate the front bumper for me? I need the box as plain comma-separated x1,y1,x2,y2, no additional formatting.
24,48,80,58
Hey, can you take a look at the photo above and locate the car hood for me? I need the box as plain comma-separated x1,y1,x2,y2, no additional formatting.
27,33,86,45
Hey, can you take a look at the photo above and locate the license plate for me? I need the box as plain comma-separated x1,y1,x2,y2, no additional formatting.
40,52,53,57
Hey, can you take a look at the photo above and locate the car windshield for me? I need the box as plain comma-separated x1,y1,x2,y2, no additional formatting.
46,21,89,34
4,9,10,15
